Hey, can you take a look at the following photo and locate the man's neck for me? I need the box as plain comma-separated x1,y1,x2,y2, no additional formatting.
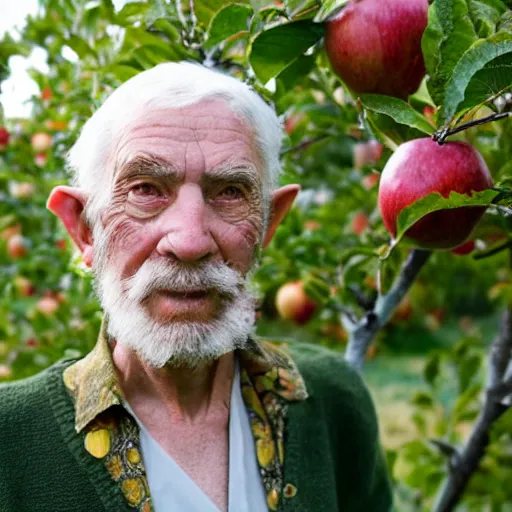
111,341,236,424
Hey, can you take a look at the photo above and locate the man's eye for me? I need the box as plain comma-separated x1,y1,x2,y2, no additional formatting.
130,183,161,197
217,186,244,200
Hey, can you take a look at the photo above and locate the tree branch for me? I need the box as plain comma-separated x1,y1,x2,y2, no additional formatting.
280,135,331,156
433,306,512,512
344,249,431,370
433,112,511,145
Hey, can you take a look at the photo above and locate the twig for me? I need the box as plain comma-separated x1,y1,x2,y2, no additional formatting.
344,249,431,370
473,239,512,260
433,306,512,512
280,135,331,156
433,112,511,145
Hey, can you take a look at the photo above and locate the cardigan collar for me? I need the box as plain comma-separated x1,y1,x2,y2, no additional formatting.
63,315,309,433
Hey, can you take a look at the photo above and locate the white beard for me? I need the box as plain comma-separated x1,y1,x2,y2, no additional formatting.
93,235,258,368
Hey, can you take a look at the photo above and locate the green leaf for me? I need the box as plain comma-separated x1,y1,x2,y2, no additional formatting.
422,0,478,106
453,382,482,418
313,0,350,23
276,53,316,91
396,189,500,243
497,10,512,32
457,353,482,393
284,0,319,19
440,32,512,124
205,4,252,49
116,2,150,24
468,0,508,38
195,0,249,27
249,20,324,84
412,391,434,408
64,35,97,60
424,352,441,387
359,94,434,135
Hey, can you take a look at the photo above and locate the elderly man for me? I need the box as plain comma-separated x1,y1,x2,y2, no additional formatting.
0,62,391,511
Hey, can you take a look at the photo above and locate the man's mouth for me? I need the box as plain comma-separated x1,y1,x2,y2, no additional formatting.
161,289,210,299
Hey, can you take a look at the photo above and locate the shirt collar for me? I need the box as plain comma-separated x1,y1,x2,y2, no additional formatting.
63,315,308,433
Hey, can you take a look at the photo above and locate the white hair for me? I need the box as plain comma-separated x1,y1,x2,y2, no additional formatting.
67,61,283,228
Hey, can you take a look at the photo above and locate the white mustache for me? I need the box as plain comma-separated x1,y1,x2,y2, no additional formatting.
125,260,245,303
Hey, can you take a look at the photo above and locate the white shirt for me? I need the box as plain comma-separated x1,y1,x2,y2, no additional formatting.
123,357,268,512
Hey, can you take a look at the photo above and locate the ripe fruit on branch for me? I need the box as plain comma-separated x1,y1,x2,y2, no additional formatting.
0,127,10,151
275,281,316,325
35,152,48,167
0,224,21,241
10,182,36,199
14,276,35,297
31,132,52,152
352,212,369,235
378,138,493,249
41,86,52,101
324,0,429,99
362,173,380,190
7,234,29,259
353,140,383,169
36,296,60,316
451,240,476,256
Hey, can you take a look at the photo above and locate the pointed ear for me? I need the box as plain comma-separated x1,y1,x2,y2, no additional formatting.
47,186,94,267
262,184,300,248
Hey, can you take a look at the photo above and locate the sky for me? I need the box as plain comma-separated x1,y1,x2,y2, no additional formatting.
0,0,43,118
0,0,128,119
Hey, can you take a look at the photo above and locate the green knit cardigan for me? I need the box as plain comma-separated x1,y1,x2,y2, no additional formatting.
0,342,392,512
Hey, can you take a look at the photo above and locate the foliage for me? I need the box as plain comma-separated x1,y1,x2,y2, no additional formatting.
0,0,511,509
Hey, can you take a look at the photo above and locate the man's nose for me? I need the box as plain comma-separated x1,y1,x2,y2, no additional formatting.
155,185,217,263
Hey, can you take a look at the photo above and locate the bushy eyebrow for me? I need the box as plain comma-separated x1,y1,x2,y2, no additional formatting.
116,155,180,184
116,154,261,189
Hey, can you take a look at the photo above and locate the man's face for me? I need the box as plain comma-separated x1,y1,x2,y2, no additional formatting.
92,99,266,367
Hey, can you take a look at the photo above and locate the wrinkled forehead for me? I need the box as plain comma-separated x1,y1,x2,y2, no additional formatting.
106,98,264,184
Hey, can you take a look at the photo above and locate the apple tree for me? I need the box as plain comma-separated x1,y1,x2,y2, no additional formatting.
0,0,512,509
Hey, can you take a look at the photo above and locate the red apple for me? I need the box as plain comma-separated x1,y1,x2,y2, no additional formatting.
354,140,383,169
304,220,321,231
284,112,306,134
35,152,48,167
10,182,36,199
275,281,316,325
41,86,52,101
451,240,476,256
31,132,52,152
325,0,428,99
0,127,10,151
378,138,493,249
362,173,380,190
36,296,60,316
14,276,35,297
55,239,67,251
0,224,21,241
423,105,436,120
25,338,38,348
7,234,28,259
45,120,68,131
0,365,12,379
352,212,369,235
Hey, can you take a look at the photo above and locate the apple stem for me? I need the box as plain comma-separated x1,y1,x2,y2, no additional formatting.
343,249,431,370
433,112,511,145
433,307,512,512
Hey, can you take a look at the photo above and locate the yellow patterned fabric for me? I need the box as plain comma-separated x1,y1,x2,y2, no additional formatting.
63,317,308,511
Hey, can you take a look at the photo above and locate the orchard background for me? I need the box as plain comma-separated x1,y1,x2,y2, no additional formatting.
1,0,512,510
